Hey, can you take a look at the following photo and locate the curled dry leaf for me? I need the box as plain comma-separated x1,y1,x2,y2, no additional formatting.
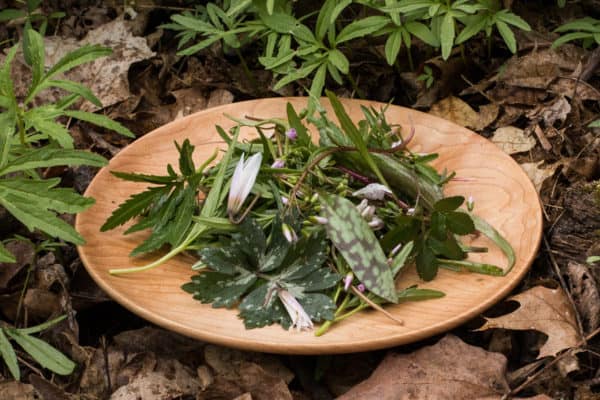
479,286,580,359
492,126,536,154
338,334,512,400
566,261,600,333
429,96,499,131
519,161,562,193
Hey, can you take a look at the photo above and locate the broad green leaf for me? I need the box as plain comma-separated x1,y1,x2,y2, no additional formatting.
198,246,247,275
445,211,475,235
166,184,197,246
0,147,106,175
496,20,517,53
416,242,438,281
238,285,290,329
5,329,75,375
0,329,19,380
456,17,486,44
427,235,465,259
382,0,431,14
440,13,455,60
336,16,389,44
23,28,45,89
0,9,26,22
384,30,403,65
183,271,257,308
0,242,16,263
62,110,134,138
322,194,397,303
433,196,464,212
472,214,515,273
296,292,336,322
41,79,102,107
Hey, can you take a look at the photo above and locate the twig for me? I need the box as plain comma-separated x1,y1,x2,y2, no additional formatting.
101,336,112,394
351,286,403,325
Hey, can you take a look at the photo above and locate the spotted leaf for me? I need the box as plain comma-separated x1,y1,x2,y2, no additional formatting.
321,194,397,303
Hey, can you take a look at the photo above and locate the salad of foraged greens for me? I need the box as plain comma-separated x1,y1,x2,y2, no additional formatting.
100,92,515,335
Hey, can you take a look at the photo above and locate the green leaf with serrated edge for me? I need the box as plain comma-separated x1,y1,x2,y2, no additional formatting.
0,328,19,380
183,272,257,308
0,148,106,175
110,171,176,184
44,45,111,81
297,269,340,292
433,196,464,212
416,242,438,281
176,139,195,177
390,241,414,277
0,184,94,214
322,194,397,303
427,235,465,260
41,79,102,107
101,186,167,231
167,183,197,246
280,232,328,280
129,225,170,257
5,329,75,375
472,214,515,273
297,293,335,322
0,198,84,244
27,118,73,148
0,242,16,263
232,218,266,268
199,246,247,275
62,110,134,138
238,284,291,329
397,287,445,302
445,211,475,235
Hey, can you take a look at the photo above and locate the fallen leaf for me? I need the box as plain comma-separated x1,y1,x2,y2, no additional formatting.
109,372,184,400
337,335,511,400
0,241,35,290
0,381,36,400
527,96,571,128
429,96,497,131
519,161,561,193
479,286,580,358
492,126,536,154
207,88,235,109
566,261,600,333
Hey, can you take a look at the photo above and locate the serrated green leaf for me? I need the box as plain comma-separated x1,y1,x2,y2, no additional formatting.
0,242,16,263
5,329,75,375
101,186,167,231
0,329,19,380
0,179,94,213
445,211,475,235
238,285,290,329
62,110,134,138
297,293,335,322
0,147,106,175
45,45,111,81
199,246,247,275
41,79,102,107
336,16,389,44
298,269,340,292
184,271,257,308
167,184,197,246
322,194,397,303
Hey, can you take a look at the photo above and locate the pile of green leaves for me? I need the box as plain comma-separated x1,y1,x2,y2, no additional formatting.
163,0,531,106
103,91,514,334
0,26,133,262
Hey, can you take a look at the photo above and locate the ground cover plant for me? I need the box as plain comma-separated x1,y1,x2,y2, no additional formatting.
0,0,599,398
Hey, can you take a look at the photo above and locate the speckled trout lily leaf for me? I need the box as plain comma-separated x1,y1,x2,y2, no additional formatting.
321,194,398,303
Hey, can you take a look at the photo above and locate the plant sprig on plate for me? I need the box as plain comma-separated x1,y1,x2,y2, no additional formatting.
102,93,514,334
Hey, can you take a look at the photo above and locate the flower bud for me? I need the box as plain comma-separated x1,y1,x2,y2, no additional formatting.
282,223,298,243
286,128,297,140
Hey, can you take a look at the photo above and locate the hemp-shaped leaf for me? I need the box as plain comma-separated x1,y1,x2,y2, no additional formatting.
321,194,397,303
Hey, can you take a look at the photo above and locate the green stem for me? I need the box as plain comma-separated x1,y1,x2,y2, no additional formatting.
406,46,414,72
235,48,258,92
333,303,369,322
16,114,26,147
346,72,365,100
315,292,352,336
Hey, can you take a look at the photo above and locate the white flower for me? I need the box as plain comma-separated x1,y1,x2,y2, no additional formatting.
368,216,384,230
467,195,475,211
227,152,262,216
353,183,393,201
277,289,313,331
282,223,298,243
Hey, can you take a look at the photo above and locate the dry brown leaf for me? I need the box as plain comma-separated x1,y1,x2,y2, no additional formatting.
337,334,511,400
480,286,580,358
492,126,536,154
527,97,572,127
109,372,184,400
519,161,561,193
429,96,497,131
0,381,36,400
567,261,600,332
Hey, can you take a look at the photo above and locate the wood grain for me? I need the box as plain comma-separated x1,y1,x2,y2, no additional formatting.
76,97,542,354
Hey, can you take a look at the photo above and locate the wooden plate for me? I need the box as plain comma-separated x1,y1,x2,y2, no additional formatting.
76,97,542,354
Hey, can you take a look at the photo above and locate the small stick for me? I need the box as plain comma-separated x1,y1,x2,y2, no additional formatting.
351,286,404,325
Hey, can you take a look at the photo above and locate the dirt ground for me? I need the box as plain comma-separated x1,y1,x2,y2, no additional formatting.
0,1,599,399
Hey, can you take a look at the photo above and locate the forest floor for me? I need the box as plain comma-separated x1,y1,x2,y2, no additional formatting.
0,1,599,399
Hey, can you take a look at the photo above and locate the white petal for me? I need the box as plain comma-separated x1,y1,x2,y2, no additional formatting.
278,289,313,331
353,183,392,200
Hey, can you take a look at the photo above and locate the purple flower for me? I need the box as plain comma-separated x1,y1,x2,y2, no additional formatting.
271,159,285,169
357,283,366,293
286,128,297,140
